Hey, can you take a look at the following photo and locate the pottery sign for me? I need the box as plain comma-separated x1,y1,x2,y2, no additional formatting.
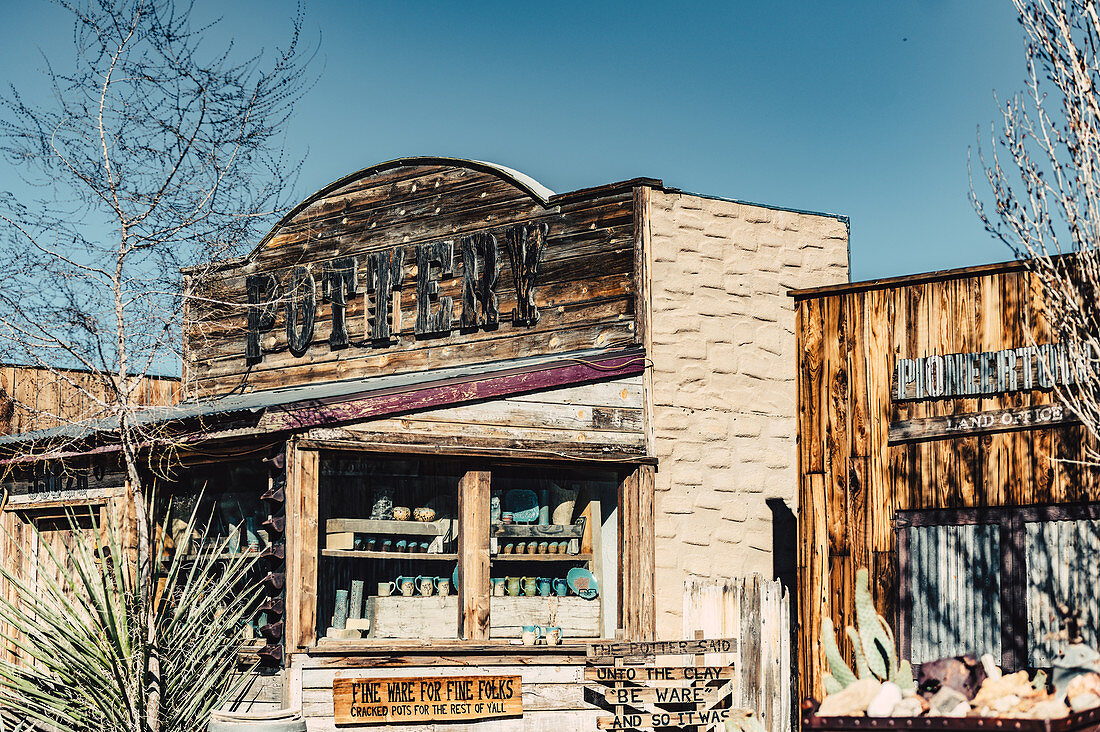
333,675,522,725
245,223,547,361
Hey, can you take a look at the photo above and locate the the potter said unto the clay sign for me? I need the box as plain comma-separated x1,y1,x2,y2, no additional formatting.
333,675,522,725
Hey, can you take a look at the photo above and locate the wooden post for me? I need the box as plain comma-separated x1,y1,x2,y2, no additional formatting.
286,442,319,650
458,469,490,640
620,465,656,640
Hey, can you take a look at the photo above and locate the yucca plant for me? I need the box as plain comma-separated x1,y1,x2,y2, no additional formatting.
0,492,261,732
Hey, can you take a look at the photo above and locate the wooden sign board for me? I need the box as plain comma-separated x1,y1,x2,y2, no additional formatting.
333,675,522,726
604,684,728,705
889,403,1076,444
586,637,736,665
596,708,745,729
584,666,735,682
585,635,750,731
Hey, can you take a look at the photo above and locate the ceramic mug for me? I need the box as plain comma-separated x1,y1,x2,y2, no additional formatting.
522,576,537,597
521,624,542,646
552,578,568,597
505,576,521,596
416,575,436,597
377,581,396,597
536,577,552,597
437,578,451,596
545,626,562,646
396,576,415,597
491,578,506,596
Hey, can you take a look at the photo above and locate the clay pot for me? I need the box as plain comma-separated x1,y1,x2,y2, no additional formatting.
392,506,411,521
413,507,436,522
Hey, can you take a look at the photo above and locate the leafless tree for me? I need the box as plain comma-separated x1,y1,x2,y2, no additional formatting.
0,0,314,727
973,0,1100,462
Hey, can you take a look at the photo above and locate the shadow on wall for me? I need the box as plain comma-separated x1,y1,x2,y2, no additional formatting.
767,496,800,727
767,497,797,598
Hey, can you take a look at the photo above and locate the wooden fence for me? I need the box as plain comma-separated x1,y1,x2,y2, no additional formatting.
683,575,793,731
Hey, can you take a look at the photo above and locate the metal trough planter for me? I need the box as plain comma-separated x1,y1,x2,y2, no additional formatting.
801,701,1100,731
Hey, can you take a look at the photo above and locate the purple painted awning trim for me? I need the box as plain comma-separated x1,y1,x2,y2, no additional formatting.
0,349,648,465
258,349,647,431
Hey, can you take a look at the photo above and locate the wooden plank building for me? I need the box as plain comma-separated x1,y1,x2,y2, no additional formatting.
793,261,1100,702
0,157,849,729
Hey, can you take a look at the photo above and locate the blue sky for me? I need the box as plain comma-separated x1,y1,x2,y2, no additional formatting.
0,1,1024,281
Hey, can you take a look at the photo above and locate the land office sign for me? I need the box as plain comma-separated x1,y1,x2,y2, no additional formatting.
243,223,547,361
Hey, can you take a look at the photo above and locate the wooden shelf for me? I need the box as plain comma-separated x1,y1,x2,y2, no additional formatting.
492,553,592,562
327,518,455,537
322,550,458,561
491,521,585,539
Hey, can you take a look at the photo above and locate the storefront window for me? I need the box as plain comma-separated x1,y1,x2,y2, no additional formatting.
316,454,623,644
489,467,618,641
319,456,463,640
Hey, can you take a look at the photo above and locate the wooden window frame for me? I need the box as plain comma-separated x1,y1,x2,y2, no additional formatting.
896,502,1100,672
285,441,655,653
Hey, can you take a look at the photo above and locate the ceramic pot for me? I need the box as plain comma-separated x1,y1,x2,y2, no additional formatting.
521,625,542,646
505,577,521,596
416,576,435,597
392,506,411,522
413,507,436,522
396,576,415,597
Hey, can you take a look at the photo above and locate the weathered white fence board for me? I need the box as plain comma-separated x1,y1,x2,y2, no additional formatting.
683,575,791,732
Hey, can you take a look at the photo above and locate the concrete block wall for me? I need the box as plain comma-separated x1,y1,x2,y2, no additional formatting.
648,190,848,638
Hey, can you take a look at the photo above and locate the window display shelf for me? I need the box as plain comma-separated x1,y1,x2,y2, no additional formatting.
492,554,592,562
491,520,585,539
321,550,458,561
326,518,456,536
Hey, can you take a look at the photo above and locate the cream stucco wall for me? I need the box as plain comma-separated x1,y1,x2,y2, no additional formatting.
648,190,848,639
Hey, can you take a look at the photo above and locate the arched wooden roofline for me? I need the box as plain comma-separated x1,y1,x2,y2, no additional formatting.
247,156,555,259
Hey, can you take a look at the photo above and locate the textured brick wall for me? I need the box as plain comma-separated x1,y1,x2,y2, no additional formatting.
648,190,848,638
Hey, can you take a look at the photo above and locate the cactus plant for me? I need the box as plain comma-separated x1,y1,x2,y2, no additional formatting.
821,568,916,695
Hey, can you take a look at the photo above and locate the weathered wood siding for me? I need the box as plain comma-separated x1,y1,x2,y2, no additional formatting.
293,660,595,731
303,376,645,460
0,366,179,434
794,264,1100,699
185,162,641,399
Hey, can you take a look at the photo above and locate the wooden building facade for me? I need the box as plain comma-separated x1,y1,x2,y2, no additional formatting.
1,157,849,729
793,261,1100,702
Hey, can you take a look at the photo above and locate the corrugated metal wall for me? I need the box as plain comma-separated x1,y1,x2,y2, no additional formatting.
1026,519,1100,666
908,523,1001,663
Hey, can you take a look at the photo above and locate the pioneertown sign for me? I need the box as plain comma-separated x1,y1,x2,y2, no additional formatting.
893,342,1088,401
244,223,548,362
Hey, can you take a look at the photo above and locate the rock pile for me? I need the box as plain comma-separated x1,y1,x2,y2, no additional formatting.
816,651,1100,720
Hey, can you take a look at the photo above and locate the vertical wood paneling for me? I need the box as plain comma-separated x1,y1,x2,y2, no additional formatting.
618,465,655,640
458,470,491,640
796,266,1100,699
